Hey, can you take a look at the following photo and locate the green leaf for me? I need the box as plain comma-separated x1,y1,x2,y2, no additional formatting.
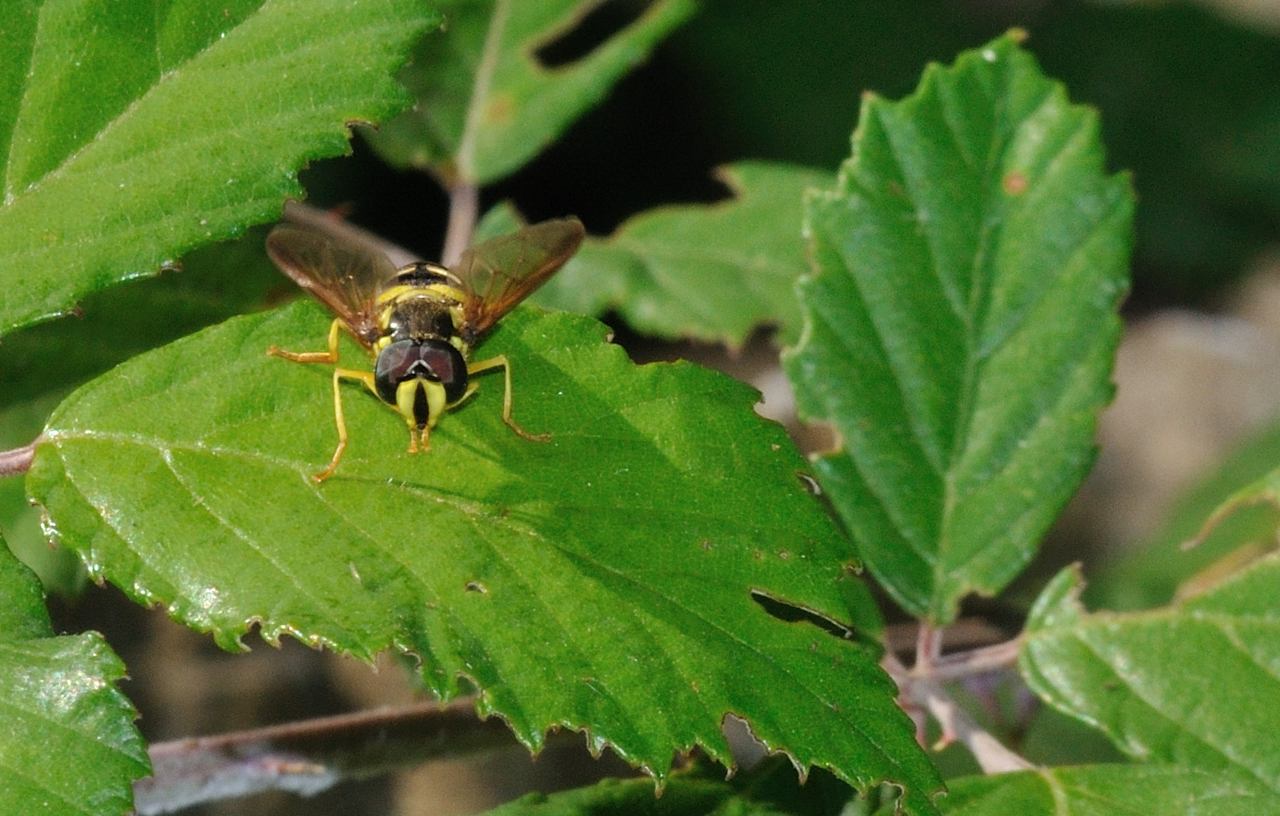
1021,560,1280,792
483,757,852,816
0,0,439,335
781,32,1133,622
0,537,148,814
486,776,744,816
531,162,830,346
364,0,696,184
27,302,942,813
0,229,281,592
941,765,1280,815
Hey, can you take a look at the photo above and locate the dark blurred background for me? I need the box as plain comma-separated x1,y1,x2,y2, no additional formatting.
305,0,1280,312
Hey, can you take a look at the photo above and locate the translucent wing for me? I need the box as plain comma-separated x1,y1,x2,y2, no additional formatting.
265,223,400,347
453,217,586,343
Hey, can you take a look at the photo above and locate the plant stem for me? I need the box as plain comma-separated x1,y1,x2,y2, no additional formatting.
133,698,557,815
440,181,479,267
884,632,1033,774
914,623,943,671
912,674,1032,773
926,637,1022,682
0,439,38,477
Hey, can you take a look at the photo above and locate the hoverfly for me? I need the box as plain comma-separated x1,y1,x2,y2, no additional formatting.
265,217,585,482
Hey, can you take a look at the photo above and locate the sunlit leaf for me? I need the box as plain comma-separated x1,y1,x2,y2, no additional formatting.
782,32,1132,622
28,302,941,813
0,0,439,334
364,0,696,184
0,537,147,814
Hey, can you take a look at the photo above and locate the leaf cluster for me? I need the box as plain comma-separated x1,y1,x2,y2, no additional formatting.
3,4,1279,816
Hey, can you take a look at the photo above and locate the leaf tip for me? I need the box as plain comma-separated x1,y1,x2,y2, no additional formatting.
1025,565,1087,632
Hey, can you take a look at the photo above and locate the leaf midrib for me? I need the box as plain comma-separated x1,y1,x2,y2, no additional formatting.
1,2,44,203
1067,628,1278,791
46,427,906,774
456,0,510,181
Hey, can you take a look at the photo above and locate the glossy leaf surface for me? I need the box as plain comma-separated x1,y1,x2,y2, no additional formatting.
783,33,1132,621
0,0,438,334
28,303,941,813
1021,560,1280,792
365,0,696,184
0,538,147,814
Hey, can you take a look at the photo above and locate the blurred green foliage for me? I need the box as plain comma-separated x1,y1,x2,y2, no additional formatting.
338,0,1275,308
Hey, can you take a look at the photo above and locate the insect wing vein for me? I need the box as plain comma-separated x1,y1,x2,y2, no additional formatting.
266,224,398,346
455,217,586,339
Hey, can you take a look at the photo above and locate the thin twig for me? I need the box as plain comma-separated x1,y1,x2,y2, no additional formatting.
436,0,507,266
925,637,1022,682
133,698,568,815
884,641,1033,775
914,623,942,672
283,201,421,267
0,438,38,477
913,678,1032,773
884,618,1008,659
440,181,479,267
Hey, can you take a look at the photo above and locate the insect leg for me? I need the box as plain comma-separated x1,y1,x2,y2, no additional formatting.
447,382,479,409
467,355,550,442
313,367,376,483
268,319,345,364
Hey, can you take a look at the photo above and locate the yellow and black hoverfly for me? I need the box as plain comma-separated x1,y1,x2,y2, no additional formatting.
265,217,586,482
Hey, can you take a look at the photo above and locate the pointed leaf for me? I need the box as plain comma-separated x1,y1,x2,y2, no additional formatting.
1021,559,1280,792
364,0,696,184
0,538,148,814
531,162,830,346
782,32,1133,622
941,765,1280,815
0,0,439,335
27,302,942,813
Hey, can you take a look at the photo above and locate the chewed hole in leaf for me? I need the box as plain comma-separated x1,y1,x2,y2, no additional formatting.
750,590,874,648
535,0,657,68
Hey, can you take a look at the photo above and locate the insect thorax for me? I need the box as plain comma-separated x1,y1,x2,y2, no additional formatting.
375,264,467,346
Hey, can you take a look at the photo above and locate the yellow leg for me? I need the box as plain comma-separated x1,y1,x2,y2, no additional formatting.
268,319,345,364
313,367,377,483
449,382,479,409
466,355,550,442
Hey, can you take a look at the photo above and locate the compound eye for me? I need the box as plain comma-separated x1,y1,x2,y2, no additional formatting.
374,340,469,405
374,340,416,404
418,344,468,403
